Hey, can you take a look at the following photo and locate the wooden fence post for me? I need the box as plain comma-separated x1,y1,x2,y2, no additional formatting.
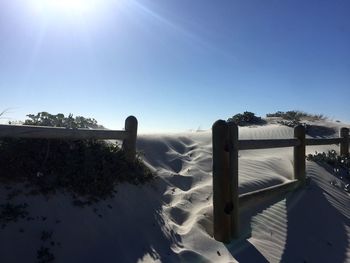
212,120,231,243
340,127,349,157
122,116,138,161
228,121,239,239
294,125,306,184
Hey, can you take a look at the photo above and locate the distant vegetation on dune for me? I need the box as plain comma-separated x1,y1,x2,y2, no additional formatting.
226,110,335,137
0,112,153,205
266,110,326,121
265,110,328,131
227,110,327,127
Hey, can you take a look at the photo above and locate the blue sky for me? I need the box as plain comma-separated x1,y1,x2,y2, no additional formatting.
0,0,349,133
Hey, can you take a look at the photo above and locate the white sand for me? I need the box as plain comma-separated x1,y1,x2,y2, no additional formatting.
1,120,350,262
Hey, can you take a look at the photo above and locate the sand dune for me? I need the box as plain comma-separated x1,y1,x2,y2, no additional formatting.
1,120,350,262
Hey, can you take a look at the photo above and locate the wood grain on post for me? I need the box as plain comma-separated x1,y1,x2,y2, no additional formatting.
294,125,306,184
340,127,349,157
212,120,231,243
228,122,239,239
122,116,138,162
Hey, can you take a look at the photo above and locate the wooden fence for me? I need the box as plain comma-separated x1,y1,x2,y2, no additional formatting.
212,120,349,243
0,116,138,161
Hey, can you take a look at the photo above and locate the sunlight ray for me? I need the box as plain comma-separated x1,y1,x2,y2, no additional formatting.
129,0,233,58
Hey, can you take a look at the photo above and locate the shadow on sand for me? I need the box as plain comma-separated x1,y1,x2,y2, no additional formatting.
73,178,185,263
306,125,336,138
0,178,185,263
226,170,350,263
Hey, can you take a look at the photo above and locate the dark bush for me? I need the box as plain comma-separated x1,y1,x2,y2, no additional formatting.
0,113,153,203
227,111,265,126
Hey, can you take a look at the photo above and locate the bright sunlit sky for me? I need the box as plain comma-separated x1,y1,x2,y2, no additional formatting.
0,0,349,133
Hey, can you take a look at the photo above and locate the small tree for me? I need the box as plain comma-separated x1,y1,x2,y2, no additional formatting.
24,112,103,129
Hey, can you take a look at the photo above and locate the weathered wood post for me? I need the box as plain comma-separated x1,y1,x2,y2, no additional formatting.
212,120,231,243
122,116,138,161
228,121,239,239
294,125,306,184
340,127,349,157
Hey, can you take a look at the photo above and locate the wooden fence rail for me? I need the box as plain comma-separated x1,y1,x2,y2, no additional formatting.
305,138,343,146
238,138,300,150
212,121,349,243
0,115,138,161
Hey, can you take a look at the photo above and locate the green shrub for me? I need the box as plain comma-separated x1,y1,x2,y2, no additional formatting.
0,112,153,203
266,110,325,121
23,112,104,129
306,150,347,166
266,110,326,130
277,120,300,127
307,150,350,191
227,111,265,126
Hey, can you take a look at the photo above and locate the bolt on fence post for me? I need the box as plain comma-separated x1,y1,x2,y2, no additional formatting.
228,121,239,239
212,120,231,243
122,116,138,162
294,125,306,185
340,127,349,157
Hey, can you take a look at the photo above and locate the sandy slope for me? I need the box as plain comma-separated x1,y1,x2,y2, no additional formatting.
1,120,350,262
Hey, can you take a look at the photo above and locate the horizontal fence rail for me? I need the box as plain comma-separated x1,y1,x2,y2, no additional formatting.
0,124,129,140
305,138,343,146
0,115,138,161
212,122,349,243
238,138,300,150
239,179,300,209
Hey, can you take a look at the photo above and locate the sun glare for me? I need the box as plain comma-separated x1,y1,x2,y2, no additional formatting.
31,0,99,16
50,0,88,11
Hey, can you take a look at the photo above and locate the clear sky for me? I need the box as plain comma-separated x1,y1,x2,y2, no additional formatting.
0,0,349,133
